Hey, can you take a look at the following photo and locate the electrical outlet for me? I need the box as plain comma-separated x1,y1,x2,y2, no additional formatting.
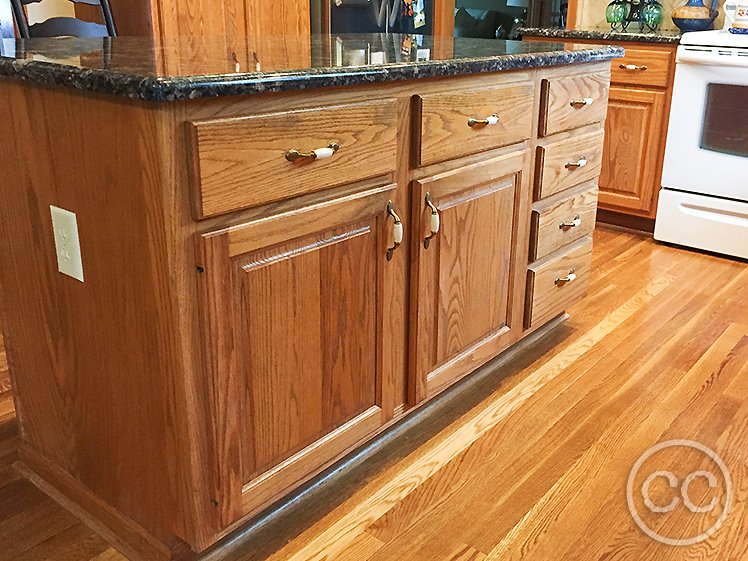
50,206,84,282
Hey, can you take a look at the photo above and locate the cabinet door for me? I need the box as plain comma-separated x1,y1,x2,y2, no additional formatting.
197,185,401,528
598,87,666,213
410,151,529,403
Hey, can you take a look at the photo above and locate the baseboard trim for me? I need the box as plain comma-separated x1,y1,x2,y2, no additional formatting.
596,208,655,233
15,445,195,561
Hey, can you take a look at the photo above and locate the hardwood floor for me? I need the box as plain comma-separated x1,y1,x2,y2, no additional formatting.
1,225,748,561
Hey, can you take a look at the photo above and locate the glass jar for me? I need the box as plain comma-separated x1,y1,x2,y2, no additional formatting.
606,0,631,28
642,0,664,30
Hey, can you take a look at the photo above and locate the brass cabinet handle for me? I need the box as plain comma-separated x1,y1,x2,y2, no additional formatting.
386,201,403,261
423,192,440,249
555,269,577,285
565,157,588,170
619,63,648,71
285,142,339,162
468,113,499,127
569,97,593,108
559,215,582,229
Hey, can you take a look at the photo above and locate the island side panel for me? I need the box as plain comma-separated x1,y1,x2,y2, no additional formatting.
0,82,204,554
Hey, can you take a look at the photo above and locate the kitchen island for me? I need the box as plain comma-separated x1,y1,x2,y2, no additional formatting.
0,34,620,560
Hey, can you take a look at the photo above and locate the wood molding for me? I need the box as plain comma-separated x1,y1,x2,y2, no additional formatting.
15,445,196,561
433,0,455,37
596,208,655,233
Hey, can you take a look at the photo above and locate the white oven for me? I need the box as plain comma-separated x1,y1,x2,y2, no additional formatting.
655,30,748,259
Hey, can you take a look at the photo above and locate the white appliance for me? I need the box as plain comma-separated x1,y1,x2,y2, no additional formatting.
654,27,748,259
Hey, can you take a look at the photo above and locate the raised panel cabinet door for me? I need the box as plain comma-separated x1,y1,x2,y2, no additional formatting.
598,87,666,213
196,184,400,531
410,150,529,403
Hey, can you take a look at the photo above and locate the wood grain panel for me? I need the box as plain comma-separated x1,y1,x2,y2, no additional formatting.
239,222,378,479
611,46,673,88
598,87,666,212
525,236,593,328
530,184,598,261
189,100,398,218
535,129,605,200
539,71,610,136
197,185,396,524
417,82,534,166
0,81,203,551
411,150,530,402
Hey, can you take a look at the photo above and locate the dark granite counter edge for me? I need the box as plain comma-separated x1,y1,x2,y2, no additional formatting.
0,46,624,102
514,27,681,45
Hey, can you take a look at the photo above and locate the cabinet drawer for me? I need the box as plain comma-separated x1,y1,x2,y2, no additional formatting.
188,100,398,218
539,71,609,137
611,47,672,88
525,237,593,328
416,82,534,166
530,185,598,261
535,129,605,200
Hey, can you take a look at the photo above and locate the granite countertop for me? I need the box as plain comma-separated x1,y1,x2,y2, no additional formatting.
0,34,623,102
514,27,682,45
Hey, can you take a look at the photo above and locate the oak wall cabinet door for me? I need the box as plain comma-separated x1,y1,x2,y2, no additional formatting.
197,185,400,528
598,86,666,212
410,150,529,403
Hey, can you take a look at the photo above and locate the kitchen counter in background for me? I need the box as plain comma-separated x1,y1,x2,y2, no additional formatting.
0,34,622,101
514,26,682,44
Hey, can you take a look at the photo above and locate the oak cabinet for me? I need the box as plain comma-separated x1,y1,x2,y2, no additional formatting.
598,87,666,212
410,151,529,402
0,60,611,561
197,185,398,525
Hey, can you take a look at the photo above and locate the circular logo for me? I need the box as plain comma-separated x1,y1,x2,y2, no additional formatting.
627,440,732,546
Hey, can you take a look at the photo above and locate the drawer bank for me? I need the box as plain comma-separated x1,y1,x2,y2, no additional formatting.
0,35,620,561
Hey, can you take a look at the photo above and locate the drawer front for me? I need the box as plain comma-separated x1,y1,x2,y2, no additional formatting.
611,47,673,88
535,129,605,200
525,237,593,328
539,71,609,137
417,82,534,166
530,185,598,261
189,100,398,218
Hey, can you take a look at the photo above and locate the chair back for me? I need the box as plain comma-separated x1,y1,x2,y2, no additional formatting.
11,0,116,38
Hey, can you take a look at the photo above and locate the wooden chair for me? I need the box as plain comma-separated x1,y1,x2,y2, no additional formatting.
11,0,116,38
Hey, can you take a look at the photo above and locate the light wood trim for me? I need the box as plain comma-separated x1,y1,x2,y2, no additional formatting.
16,446,188,561
219,184,396,258
433,0,456,37
241,406,382,514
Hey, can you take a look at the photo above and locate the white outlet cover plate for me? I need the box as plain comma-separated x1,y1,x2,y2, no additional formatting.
50,206,84,282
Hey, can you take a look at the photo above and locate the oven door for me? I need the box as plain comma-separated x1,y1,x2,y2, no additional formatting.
661,47,748,201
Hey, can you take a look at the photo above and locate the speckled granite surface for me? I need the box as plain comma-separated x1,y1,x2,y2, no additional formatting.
514,27,682,44
0,34,623,102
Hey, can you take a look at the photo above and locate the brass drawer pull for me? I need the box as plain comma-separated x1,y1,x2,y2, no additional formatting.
555,269,577,285
386,201,403,261
559,215,582,229
423,192,440,249
619,64,648,71
285,142,340,162
565,157,588,170
569,97,593,108
467,114,499,127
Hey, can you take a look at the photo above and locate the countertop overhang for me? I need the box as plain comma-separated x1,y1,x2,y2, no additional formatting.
0,34,624,102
